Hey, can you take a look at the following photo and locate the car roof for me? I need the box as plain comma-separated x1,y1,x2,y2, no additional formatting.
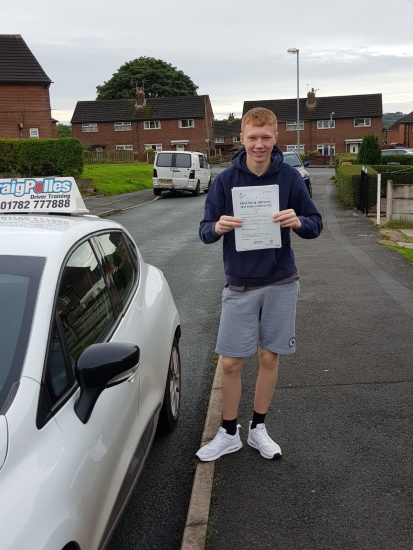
0,214,124,258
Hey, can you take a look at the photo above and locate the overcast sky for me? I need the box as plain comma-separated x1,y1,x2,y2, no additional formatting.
4,0,413,124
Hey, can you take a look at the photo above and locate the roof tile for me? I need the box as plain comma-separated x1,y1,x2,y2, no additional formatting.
0,34,51,84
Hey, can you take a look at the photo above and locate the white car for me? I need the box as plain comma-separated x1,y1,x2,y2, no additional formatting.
0,212,181,549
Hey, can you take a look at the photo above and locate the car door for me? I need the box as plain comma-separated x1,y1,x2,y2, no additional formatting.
173,152,192,187
41,237,142,550
198,154,208,188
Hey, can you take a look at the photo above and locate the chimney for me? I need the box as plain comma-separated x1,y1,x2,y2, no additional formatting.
307,88,316,109
227,113,235,124
135,87,146,107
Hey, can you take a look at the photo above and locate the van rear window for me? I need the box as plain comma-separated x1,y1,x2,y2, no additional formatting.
175,154,191,168
156,153,173,167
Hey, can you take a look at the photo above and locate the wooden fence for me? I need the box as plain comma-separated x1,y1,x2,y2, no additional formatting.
84,150,135,164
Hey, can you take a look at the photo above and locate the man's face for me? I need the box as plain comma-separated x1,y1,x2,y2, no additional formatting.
240,123,278,168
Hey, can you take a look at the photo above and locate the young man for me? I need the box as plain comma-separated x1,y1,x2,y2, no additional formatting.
196,107,322,461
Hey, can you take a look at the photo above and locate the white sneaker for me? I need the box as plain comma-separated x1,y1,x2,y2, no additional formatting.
196,425,242,462
247,422,282,459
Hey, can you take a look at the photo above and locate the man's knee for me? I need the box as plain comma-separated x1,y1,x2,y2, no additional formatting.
258,348,279,369
221,356,244,375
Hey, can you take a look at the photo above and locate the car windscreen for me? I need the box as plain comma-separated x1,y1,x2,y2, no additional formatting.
0,256,45,412
283,154,302,168
156,153,173,167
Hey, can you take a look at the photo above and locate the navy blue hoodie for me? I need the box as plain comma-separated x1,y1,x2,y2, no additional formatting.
199,146,323,287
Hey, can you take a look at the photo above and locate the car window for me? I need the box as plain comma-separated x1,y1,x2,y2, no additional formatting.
46,322,71,403
283,154,301,168
156,153,173,167
57,241,114,364
175,153,191,168
96,233,136,312
198,155,205,168
0,256,45,412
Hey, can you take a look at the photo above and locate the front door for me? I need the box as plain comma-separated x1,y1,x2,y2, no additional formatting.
351,144,359,154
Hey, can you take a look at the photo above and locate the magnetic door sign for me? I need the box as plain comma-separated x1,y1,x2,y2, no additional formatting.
0,177,88,214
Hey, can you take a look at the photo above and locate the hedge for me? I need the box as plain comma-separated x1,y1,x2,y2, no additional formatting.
380,154,413,165
334,153,358,168
371,165,413,186
336,164,377,208
0,138,84,177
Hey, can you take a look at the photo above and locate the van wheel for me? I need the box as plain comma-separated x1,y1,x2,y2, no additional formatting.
154,189,162,196
192,181,200,196
204,178,212,193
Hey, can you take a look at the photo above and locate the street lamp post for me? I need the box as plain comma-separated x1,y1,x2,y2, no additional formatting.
287,48,300,155
330,111,335,167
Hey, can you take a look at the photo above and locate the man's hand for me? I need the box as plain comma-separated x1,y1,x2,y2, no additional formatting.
215,215,243,236
273,209,301,230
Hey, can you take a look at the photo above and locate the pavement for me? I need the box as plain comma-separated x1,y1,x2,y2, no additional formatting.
182,170,413,550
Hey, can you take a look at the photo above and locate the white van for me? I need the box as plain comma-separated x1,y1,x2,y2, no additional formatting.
152,151,211,196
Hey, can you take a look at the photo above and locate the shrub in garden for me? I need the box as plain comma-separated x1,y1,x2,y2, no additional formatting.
357,134,382,165
336,164,377,208
0,138,84,177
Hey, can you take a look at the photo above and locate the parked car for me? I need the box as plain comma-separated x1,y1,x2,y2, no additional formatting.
381,148,413,155
152,151,211,196
282,151,312,197
0,188,181,550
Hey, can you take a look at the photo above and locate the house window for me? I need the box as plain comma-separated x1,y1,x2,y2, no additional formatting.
232,136,241,142
29,128,39,139
354,118,371,127
215,137,224,143
286,122,304,131
286,145,305,153
317,144,335,156
179,119,195,128
82,123,98,132
114,122,132,131
115,145,133,150
317,120,335,129
144,121,161,129
144,144,162,151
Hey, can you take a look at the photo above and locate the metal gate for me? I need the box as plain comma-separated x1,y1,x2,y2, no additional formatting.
358,167,369,215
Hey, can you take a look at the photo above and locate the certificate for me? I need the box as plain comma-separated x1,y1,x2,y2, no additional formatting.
231,185,281,251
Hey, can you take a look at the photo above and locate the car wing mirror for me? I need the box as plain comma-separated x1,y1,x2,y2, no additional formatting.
74,342,140,424
303,161,309,167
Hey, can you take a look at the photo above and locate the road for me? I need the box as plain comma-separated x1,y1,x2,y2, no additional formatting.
107,191,223,550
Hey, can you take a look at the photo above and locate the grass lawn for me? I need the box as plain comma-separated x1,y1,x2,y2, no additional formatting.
378,218,413,266
81,163,153,195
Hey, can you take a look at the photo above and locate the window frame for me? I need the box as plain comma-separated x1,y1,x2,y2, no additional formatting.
82,123,98,133
232,136,241,142
29,128,39,139
36,231,139,429
286,122,304,131
317,143,335,156
317,119,335,129
114,122,132,132
115,145,134,151
215,137,224,143
144,120,161,130
286,145,305,154
354,118,371,127
144,143,162,151
179,119,195,128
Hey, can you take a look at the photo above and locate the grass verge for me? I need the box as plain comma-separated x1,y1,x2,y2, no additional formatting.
378,220,413,266
81,163,153,195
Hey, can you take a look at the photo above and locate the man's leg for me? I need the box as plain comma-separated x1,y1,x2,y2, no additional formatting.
254,347,279,414
222,355,244,421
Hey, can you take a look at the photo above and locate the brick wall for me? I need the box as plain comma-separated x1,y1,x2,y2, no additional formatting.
0,84,55,139
276,116,383,154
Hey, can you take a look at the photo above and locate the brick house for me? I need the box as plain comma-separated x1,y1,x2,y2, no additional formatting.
385,112,413,147
214,115,242,157
71,89,214,158
243,90,383,156
0,34,56,139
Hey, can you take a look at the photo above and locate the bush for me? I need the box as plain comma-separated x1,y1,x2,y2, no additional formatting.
357,134,382,165
380,155,413,165
0,138,84,177
334,153,358,168
309,150,321,156
336,164,377,207
371,165,413,186
209,155,223,164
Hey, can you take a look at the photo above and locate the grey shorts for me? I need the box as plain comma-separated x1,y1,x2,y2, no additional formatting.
215,281,300,357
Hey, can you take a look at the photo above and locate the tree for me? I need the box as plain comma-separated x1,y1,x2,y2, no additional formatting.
357,134,382,165
383,112,405,128
96,57,198,100
57,124,72,138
